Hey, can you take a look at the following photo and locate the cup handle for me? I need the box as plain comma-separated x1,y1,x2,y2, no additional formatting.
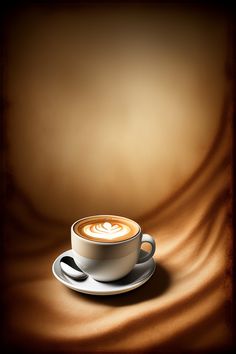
137,233,156,263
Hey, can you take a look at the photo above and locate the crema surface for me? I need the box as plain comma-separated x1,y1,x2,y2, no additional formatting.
76,216,139,242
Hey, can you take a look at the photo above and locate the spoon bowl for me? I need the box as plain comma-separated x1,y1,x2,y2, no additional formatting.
60,256,88,280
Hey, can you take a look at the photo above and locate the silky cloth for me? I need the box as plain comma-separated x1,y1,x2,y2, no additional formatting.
4,104,232,352
3,5,232,352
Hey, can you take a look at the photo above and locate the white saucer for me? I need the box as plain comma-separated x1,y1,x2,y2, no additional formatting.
52,249,156,296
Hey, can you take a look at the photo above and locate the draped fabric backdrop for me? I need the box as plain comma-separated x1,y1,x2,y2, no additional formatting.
3,3,232,352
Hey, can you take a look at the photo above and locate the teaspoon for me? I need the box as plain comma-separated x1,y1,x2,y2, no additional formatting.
60,256,88,280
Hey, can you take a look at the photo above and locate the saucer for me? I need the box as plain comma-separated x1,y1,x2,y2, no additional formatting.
52,249,156,296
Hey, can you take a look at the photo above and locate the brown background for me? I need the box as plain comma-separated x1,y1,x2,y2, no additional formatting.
2,2,233,352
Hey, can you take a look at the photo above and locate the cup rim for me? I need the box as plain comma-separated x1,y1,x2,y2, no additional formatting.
71,214,141,245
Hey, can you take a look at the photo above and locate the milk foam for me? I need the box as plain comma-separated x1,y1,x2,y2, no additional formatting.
83,221,131,240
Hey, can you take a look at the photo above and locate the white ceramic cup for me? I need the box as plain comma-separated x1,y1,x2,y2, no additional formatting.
71,215,156,282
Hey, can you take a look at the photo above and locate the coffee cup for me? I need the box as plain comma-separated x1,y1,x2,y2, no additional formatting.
71,215,156,282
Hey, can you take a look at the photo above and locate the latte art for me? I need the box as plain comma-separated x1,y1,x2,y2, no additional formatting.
75,215,139,243
83,222,131,239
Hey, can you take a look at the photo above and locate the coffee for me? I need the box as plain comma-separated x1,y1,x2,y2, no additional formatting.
71,215,156,281
74,215,139,243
